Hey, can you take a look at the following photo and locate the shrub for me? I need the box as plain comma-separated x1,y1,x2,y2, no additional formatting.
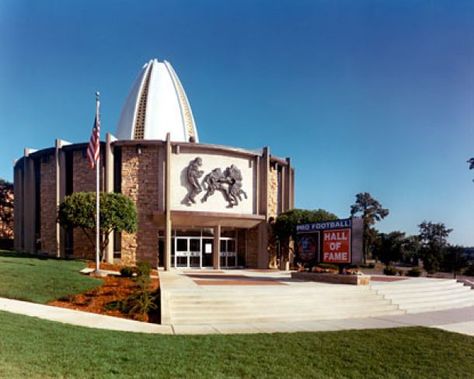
383,265,397,276
312,263,339,274
125,288,158,319
136,261,152,278
464,264,474,277
407,267,422,277
120,266,135,278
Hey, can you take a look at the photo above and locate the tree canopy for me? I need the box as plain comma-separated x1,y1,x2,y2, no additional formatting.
373,231,406,265
350,192,389,263
418,221,452,273
273,208,338,244
0,178,14,239
58,192,137,257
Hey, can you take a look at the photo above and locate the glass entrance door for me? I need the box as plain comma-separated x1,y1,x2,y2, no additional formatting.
174,237,202,268
220,238,237,268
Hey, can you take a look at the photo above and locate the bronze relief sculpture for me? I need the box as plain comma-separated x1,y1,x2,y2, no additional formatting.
183,158,247,208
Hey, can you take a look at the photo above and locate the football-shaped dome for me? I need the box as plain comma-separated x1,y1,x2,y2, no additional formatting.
116,59,199,142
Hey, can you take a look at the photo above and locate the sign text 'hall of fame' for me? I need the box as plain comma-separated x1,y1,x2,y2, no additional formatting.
322,228,351,264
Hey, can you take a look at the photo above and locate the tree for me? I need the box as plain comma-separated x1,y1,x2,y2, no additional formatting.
350,192,389,264
402,235,421,265
418,221,452,273
374,231,406,266
58,192,137,259
273,208,338,264
441,245,468,277
0,178,14,239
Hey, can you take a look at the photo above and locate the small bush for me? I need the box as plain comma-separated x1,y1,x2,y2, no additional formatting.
383,265,397,276
407,267,422,277
104,300,124,311
125,289,158,318
136,261,152,278
464,264,474,277
317,263,339,271
120,266,135,278
312,263,339,274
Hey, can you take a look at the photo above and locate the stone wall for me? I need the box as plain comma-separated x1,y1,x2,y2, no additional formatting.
120,145,160,266
39,154,57,255
267,166,278,219
72,150,99,259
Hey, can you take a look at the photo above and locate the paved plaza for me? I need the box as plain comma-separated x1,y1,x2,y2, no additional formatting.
0,270,473,336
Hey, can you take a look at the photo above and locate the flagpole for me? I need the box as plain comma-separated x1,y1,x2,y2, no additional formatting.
95,91,100,273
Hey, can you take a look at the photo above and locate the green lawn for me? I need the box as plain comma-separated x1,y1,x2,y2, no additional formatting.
0,311,473,379
0,250,102,303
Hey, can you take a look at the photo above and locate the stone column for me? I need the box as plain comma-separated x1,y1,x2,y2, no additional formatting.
213,225,221,269
164,134,172,271
24,151,36,253
104,133,115,263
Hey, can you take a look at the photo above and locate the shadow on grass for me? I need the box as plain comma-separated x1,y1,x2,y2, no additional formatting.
0,249,83,262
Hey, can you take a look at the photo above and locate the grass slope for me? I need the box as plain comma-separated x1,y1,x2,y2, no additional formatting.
0,250,102,303
0,311,473,378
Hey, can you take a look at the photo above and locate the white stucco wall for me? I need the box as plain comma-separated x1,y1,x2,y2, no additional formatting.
170,152,255,214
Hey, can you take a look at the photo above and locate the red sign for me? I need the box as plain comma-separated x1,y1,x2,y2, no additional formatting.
322,229,351,263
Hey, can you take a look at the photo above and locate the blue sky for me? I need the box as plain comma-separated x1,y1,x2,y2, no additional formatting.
1,1,473,245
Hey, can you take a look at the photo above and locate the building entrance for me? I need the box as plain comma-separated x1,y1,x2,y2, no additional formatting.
158,229,239,269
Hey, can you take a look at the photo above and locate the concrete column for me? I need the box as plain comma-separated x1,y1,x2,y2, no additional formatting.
213,225,221,269
257,222,269,269
261,147,270,218
164,134,172,271
104,133,115,263
13,161,24,251
24,152,36,253
54,140,64,258
285,158,292,212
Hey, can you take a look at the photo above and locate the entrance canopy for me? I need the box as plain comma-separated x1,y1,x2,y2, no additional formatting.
153,211,265,229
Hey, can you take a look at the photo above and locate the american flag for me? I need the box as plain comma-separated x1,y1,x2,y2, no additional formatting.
87,95,101,169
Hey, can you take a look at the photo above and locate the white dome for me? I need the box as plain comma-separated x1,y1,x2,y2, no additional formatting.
116,59,199,142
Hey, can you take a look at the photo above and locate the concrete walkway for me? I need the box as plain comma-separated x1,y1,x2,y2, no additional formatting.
1,296,473,336
0,268,473,336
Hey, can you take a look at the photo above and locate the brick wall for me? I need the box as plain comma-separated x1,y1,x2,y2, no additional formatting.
120,146,160,266
72,149,100,259
245,226,259,268
40,154,57,255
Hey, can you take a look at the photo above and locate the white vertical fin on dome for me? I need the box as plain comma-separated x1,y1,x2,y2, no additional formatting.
134,61,154,139
116,61,153,140
164,60,199,142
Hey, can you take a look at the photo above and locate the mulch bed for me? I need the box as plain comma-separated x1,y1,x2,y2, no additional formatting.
48,264,160,323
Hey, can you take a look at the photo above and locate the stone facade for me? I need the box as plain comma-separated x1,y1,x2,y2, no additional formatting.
72,150,102,259
14,139,294,269
267,165,279,220
120,145,160,266
39,153,57,254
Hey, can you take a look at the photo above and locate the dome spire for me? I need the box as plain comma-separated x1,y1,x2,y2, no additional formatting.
116,59,199,142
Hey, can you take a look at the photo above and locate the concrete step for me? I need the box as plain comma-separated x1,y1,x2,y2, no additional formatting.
370,280,460,293
371,278,474,314
170,298,394,313
168,293,380,305
171,308,405,324
404,299,474,313
376,287,473,303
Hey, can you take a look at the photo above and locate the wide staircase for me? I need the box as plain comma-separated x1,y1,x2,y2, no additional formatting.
370,278,474,313
162,283,403,325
